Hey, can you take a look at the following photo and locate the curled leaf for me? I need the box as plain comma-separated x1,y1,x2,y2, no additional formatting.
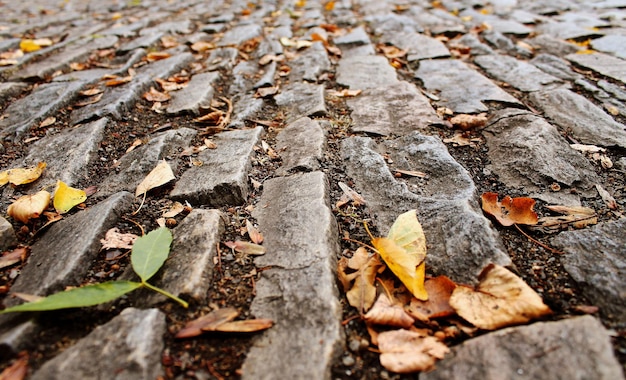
213,319,274,333
481,192,538,226
364,293,415,328
246,220,264,244
378,329,449,374
135,160,175,197
338,247,383,313
1,162,47,187
100,227,138,250
224,241,266,255
176,307,239,338
407,276,457,321
53,180,86,214
0,247,29,269
7,191,51,223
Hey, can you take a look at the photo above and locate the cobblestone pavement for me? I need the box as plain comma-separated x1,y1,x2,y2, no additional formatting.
0,0,625,379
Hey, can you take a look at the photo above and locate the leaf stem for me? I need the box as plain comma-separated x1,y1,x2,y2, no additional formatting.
142,282,189,308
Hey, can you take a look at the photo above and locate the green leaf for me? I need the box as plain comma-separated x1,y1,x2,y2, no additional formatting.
0,281,141,313
131,227,172,282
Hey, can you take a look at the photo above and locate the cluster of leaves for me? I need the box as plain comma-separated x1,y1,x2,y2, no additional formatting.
1,227,187,313
338,210,552,373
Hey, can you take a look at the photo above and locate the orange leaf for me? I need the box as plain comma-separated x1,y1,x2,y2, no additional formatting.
407,276,457,320
481,192,538,226
213,319,273,333
245,220,264,244
364,293,415,328
146,51,171,61
176,308,239,338
0,352,29,380
143,87,171,102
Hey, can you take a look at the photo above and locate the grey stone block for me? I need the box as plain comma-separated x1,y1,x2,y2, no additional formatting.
475,54,563,92
276,117,324,175
274,82,327,121
167,72,219,115
337,55,398,90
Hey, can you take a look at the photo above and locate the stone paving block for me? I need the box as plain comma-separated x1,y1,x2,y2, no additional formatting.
0,81,85,138
205,47,239,71
71,52,193,124
591,35,626,59
0,317,37,356
276,117,324,176
482,30,533,58
552,219,626,320
99,127,197,196
140,19,191,35
474,54,563,92
0,216,17,250
167,72,219,115
118,32,164,53
290,41,330,82
383,31,450,61
6,192,134,303
228,94,264,128
337,55,398,90
366,13,423,35
529,88,626,148
230,61,276,95
530,54,582,81
274,82,327,121
415,59,521,113
0,82,28,100
598,79,626,102
171,127,264,206
566,52,626,84
242,172,342,380
334,26,371,47
408,6,466,35
342,135,511,284
453,34,494,56
422,316,625,380
348,81,441,136
31,308,166,380
525,35,580,57
484,110,599,204
219,24,262,46
536,21,603,41
460,9,533,36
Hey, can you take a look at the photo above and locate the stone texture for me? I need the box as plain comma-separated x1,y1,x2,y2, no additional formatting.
552,219,626,320
334,26,371,47
171,127,263,206
290,41,330,82
348,81,441,136
31,308,166,380
7,192,134,303
0,82,28,100
219,24,262,46
342,135,511,284
205,47,239,71
422,316,624,380
526,35,580,57
0,317,37,356
484,110,599,204
566,52,626,84
366,13,423,35
71,53,193,124
99,128,196,196
0,81,85,138
228,94,264,128
167,72,219,115
118,32,164,53
529,89,626,148
536,21,603,41
242,172,342,380
530,54,582,81
337,55,398,90
482,30,533,58
415,59,521,113
0,216,17,250
591,34,626,59
474,54,563,92
274,82,327,121
454,34,494,56
383,32,450,61
230,61,276,95
276,117,324,176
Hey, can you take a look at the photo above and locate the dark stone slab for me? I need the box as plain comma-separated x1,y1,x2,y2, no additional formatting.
453,34,494,56
167,72,219,115
337,55,398,90
566,52,626,84
334,26,371,47
474,54,563,92
423,316,625,380
0,82,28,101
482,30,533,58
276,117,324,175
171,127,264,206
242,172,342,380
31,308,166,380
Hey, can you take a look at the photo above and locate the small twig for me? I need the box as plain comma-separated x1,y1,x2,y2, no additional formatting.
342,237,377,252
215,241,223,275
514,224,565,255
341,314,360,325
123,216,145,236
131,192,147,216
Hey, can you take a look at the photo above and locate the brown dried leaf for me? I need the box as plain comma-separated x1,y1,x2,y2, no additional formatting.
135,160,175,197
378,44,408,59
394,169,427,178
364,293,415,328
146,51,171,61
449,264,552,330
0,50,23,60
156,77,188,92
378,330,449,374
74,93,103,107
213,319,274,333
191,41,216,52
337,182,366,207
481,192,538,226
176,308,239,338
160,35,179,48
255,86,279,98
240,37,261,53
327,89,362,97
38,116,56,128
449,113,487,130
163,201,185,218
339,247,383,313
79,87,103,97
407,276,457,321
595,184,618,210
194,110,224,124
143,87,170,102
537,205,597,231
224,241,266,255
104,75,132,87
259,54,284,66
0,247,29,270
100,227,138,250
246,220,264,244
0,352,29,380
7,191,51,223
443,133,480,147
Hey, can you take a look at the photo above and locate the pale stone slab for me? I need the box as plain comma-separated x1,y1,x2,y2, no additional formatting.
31,308,166,380
242,172,342,380
334,26,370,46
0,216,17,250
591,35,626,59
219,24,262,46
482,30,532,58
526,35,580,57
0,82,28,100
274,82,327,121
276,117,324,175
290,41,330,82
337,55,398,90
167,72,219,115
530,54,582,81
383,32,450,61
205,47,239,71
566,52,626,84
474,54,563,92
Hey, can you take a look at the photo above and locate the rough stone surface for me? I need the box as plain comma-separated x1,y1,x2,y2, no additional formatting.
167,71,219,115
274,82,327,121
276,117,324,176
0,317,37,356
415,59,521,113
99,127,197,196
289,41,330,82
591,34,626,59
347,81,441,136
337,55,398,90
0,216,17,250
526,34,580,57
482,30,533,58
118,32,164,53
242,172,342,380
530,53,582,81
6,192,134,303
342,135,511,284
204,47,239,71
171,127,263,206
219,24,262,46
484,110,598,203
566,52,626,84
383,32,450,61
31,308,166,380
422,316,625,380
552,219,626,320
228,94,264,128
0,82,28,100
529,88,626,148
536,21,603,41
474,54,563,92
334,26,370,46
454,33,494,56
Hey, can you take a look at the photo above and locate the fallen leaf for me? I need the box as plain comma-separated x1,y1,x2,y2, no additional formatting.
161,36,179,48
143,87,170,102
105,75,132,87
337,182,366,207
255,86,279,98
595,184,618,210
240,37,262,53
156,77,188,92
481,192,538,226
378,44,408,59
0,352,28,380
378,329,449,373
126,139,143,153
176,307,239,338
0,50,24,60
259,54,284,65
449,113,487,130
394,169,427,178
0,162,47,186
100,227,138,250
327,89,362,97
20,38,52,52
246,220,264,244
449,264,552,330
372,210,428,300
407,276,457,321
213,319,274,332
38,116,56,128
324,1,335,11
191,41,216,52
570,143,605,153
146,51,171,61
364,292,415,328
69,62,88,71
163,201,185,218
7,191,51,223
74,93,103,107
0,247,29,270
338,247,383,313
536,205,597,231
194,110,224,124
135,160,175,197
443,133,480,147
0,59,18,66
53,180,86,214
224,241,266,255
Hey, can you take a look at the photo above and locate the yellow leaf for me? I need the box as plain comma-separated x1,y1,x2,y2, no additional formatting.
20,38,52,52
53,180,87,214
3,162,47,186
324,1,335,11
135,160,175,197
7,190,51,223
